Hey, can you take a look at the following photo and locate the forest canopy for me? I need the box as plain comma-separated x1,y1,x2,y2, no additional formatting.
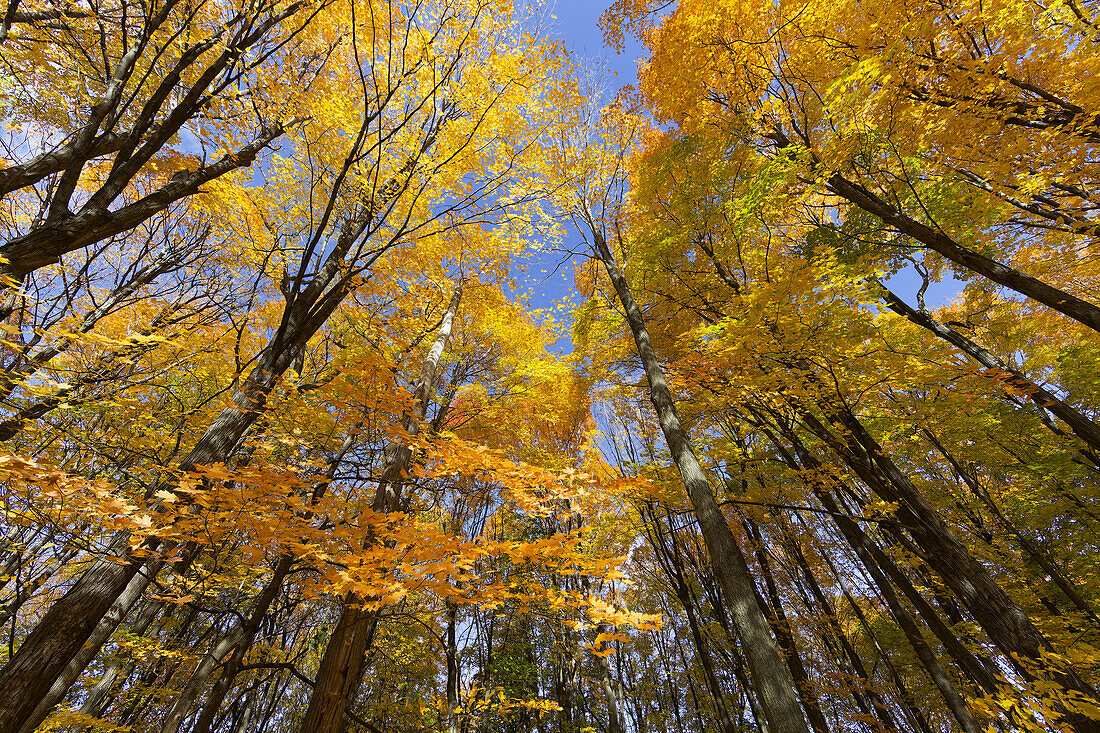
0,0,1099,731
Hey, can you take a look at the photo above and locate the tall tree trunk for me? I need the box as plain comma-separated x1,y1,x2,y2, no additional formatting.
594,622,625,733
113,604,204,727
65,599,173,731
644,510,738,733
588,223,810,733
189,432,358,733
232,688,257,733
0,546,79,629
768,421,1003,695
755,420,985,730
16,557,164,733
157,621,248,733
0,134,426,726
780,525,899,732
298,281,464,733
553,617,578,733
698,581,767,733
446,599,462,733
825,171,1100,334
792,393,1100,718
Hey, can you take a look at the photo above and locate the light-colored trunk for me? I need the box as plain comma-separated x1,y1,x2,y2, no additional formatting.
594,623,625,733
158,624,246,733
234,690,256,733
66,598,170,731
589,225,809,733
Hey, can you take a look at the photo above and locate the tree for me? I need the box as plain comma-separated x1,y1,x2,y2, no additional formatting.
2,0,1100,730
555,100,812,733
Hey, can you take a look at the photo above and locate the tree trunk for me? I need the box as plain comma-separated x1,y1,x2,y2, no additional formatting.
446,599,462,733
793,394,1100,716
826,560,935,733
157,622,247,733
298,281,464,733
781,526,899,732
589,224,810,733
644,511,739,733
594,622,625,733
14,555,163,733
765,127,1100,333
743,519,831,733
65,598,172,731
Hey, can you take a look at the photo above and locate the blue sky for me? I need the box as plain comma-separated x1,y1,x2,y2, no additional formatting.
510,0,644,352
544,0,644,79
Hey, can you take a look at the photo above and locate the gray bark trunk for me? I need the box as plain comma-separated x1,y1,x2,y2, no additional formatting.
875,281,1100,455
588,224,810,733
17,558,162,733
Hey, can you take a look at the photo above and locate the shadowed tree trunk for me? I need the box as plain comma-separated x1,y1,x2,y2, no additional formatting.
743,518,831,733
298,281,464,733
779,523,899,732
643,507,739,733
767,127,1100,334
875,281,1100,460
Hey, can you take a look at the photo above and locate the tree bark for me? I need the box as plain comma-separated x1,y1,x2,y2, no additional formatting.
64,598,172,730
793,393,1100,716
16,557,163,733
589,223,810,733
743,518,831,733
594,622,625,733
186,554,296,733
297,281,464,733
767,127,1100,333
826,561,935,733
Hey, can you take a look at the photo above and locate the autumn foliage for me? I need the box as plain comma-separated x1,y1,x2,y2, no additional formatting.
1,0,1099,731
